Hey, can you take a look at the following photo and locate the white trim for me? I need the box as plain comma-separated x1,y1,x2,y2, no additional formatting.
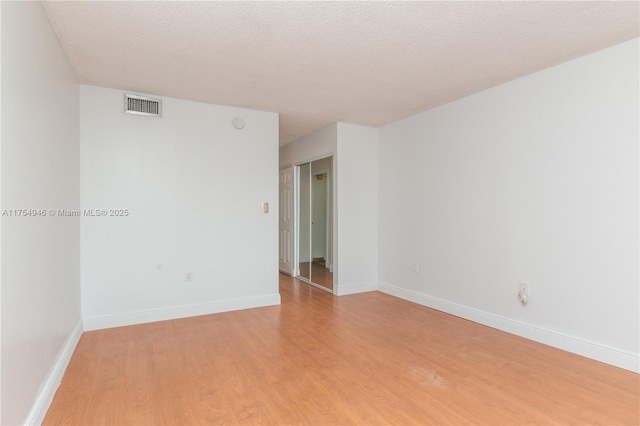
336,282,379,296
378,282,639,373
25,320,83,426
83,294,281,331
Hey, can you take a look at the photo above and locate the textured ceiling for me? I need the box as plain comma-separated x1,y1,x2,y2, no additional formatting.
42,1,639,145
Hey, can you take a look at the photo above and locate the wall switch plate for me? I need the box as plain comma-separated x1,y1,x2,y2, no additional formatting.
185,272,193,282
413,262,419,272
262,202,269,213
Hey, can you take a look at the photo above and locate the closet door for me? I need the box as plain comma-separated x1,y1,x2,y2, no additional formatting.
297,162,312,281
309,157,333,291
296,157,334,292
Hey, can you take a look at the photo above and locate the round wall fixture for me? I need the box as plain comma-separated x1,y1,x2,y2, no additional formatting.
232,117,245,129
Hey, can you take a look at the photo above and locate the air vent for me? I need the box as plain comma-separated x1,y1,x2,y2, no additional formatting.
124,93,161,117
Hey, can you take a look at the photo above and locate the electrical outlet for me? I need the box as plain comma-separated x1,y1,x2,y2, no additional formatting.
185,271,193,282
412,262,419,272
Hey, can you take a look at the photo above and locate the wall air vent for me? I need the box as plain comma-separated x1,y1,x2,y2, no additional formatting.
124,93,161,117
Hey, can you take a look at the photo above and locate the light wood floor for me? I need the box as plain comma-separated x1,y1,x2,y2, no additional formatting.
44,273,639,425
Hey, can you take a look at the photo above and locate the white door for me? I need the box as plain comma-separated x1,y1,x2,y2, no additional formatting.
279,167,294,274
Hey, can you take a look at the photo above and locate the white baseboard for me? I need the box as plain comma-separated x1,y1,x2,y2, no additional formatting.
378,282,639,373
83,294,281,331
336,282,378,296
25,320,83,426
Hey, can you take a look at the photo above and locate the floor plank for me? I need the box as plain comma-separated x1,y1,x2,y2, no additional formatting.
44,273,639,425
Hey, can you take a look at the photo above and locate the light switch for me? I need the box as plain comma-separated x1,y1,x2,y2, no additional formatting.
262,202,269,213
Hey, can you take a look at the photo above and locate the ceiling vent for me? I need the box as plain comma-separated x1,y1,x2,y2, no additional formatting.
124,93,161,117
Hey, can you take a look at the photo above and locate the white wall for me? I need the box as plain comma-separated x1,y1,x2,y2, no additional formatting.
0,5,3,421
335,123,378,295
378,38,639,371
80,85,280,329
279,123,337,167
1,2,81,424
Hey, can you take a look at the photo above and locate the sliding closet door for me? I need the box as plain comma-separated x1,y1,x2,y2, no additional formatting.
297,162,312,281
295,157,334,292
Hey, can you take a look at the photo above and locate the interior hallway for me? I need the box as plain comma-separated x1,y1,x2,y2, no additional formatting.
43,273,639,425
